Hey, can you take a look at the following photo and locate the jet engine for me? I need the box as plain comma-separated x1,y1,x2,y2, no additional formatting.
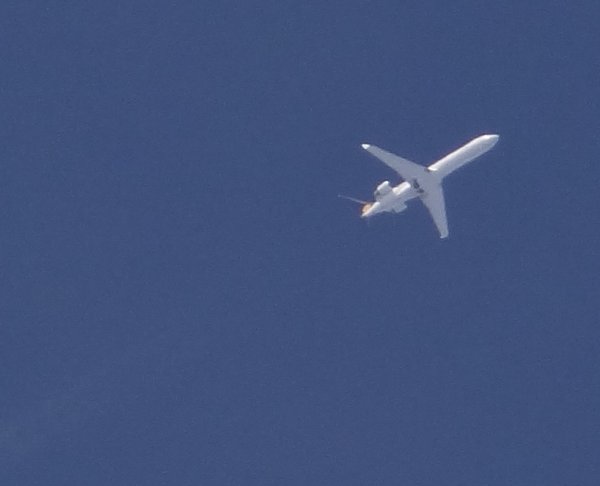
374,181,392,200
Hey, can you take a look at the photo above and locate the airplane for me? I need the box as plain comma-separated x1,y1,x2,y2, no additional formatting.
346,134,499,238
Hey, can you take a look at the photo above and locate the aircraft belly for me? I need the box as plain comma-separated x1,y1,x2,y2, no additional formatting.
431,147,481,174
428,135,498,177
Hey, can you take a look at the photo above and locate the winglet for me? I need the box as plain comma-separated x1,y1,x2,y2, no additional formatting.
361,144,370,150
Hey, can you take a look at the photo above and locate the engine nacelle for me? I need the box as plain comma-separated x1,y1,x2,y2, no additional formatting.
374,181,392,200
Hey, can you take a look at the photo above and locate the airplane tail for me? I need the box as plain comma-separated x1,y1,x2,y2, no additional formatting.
338,194,374,220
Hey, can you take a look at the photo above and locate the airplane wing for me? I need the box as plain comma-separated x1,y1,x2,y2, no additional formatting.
361,144,425,181
420,184,449,238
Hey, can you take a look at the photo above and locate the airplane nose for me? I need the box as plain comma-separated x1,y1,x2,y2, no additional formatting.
485,134,500,146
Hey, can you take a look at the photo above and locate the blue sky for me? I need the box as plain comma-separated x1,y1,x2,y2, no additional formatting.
1,2,599,485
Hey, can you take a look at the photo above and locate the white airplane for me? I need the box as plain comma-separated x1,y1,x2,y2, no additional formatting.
349,134,499,238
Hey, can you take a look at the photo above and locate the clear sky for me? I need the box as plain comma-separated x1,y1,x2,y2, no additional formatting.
1,2,599,485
